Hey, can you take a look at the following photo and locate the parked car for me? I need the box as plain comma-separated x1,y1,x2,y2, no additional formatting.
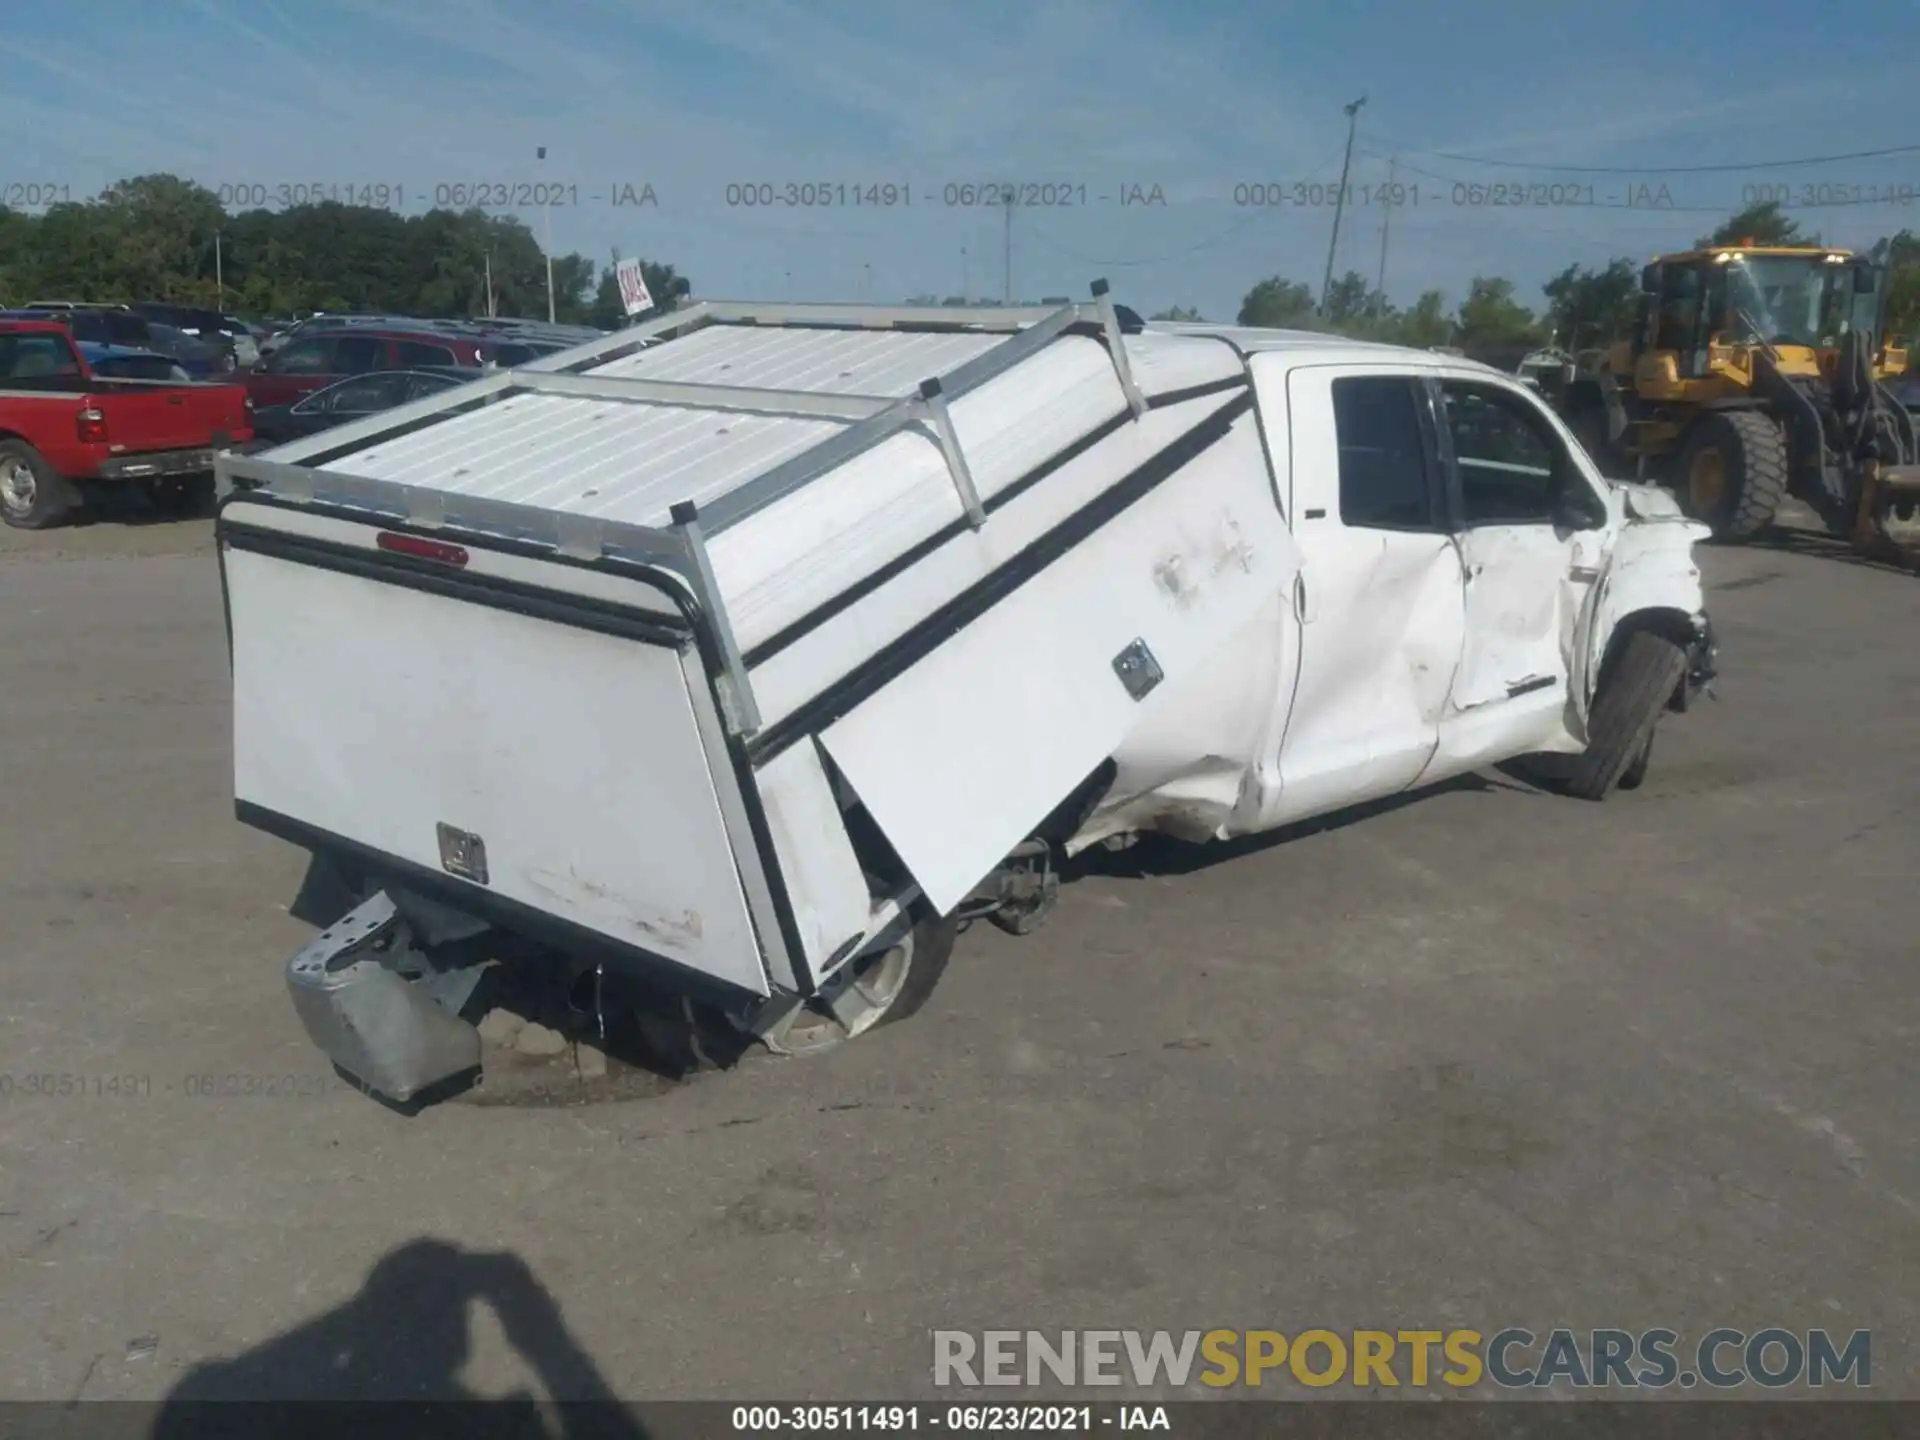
256,313,390,358
0,319,253,528
130,303,256,367
213,291,1715,1106
481,338,568,366
244,327,492,407
143,321,233,378
5,304,156,350
75,342,192,383
249,366,483,447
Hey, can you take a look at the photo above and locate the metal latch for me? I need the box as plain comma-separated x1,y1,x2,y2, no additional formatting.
1111,638,1164,701
436,823,490,885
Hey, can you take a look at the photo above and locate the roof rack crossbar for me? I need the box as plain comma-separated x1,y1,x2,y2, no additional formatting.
699,287,1102,534
217,450,688,567
507,368,897,421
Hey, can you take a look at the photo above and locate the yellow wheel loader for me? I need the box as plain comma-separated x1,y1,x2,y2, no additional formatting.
1545,241,1920,566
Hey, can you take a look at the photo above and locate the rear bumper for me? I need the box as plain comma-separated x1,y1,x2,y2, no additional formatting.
94,447,218,481
284,891,483,1105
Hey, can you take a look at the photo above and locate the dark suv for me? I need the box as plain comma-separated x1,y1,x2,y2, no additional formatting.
245,327,491,406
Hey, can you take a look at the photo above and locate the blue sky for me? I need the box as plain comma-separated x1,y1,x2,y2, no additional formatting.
6,0,1920,323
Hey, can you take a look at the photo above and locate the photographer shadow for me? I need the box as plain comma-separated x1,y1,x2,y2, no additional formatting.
150,1238,648,1440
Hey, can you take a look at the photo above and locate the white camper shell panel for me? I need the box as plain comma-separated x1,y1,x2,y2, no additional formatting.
223,517,773,996
216,295,1270,997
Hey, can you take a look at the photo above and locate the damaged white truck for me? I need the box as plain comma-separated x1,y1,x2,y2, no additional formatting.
213,284,1717,1106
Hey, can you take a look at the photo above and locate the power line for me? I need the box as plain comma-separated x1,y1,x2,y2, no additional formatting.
1360,134,1920,175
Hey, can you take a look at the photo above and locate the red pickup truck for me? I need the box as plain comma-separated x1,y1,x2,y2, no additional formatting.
0,319,254,529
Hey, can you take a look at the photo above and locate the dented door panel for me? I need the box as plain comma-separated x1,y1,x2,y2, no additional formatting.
1265,364,1467,827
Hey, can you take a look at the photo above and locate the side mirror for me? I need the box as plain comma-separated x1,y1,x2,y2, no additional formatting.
1557,484,1609,531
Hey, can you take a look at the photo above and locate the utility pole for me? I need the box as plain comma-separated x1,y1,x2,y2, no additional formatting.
1375,155,1395,314
1001,185,1015,303
214,231,224,309
537,145,555,324
1320,95,1367,316
961,244,969,301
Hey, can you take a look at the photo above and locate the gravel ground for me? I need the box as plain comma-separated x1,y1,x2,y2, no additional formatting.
0,507,1915,1409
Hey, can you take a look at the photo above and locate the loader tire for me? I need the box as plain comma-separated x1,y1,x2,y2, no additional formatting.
1676,410,1789,539
1564,631,1686,801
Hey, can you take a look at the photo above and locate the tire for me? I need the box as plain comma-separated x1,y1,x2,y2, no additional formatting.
769,910,957,1057
1674,410,1789,539
145,474,216,517
1617,728,1654,791
1565,630,1686,801
0,439,77,530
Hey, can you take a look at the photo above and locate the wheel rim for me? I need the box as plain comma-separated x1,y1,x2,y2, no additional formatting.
0,459,35,516
1688,448,1726,515
777,928,915,1056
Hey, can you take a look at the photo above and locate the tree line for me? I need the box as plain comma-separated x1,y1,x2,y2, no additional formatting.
1210,202,1920,361
0,174,689,329
4,180,1917,362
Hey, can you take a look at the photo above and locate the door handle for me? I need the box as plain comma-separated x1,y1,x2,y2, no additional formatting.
1292,571,1318,623
1464,562,1483,582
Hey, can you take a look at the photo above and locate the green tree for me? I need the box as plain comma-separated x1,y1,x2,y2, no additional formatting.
1392,289,1453,347
1237,276,1318,328
1150,305,1206,321
0,172,689,326
1321,270,1379,327
1453,275,1541,349
1541,258,1640,349
1697,200,1813,249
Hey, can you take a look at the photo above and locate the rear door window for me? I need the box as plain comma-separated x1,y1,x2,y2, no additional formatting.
272,339,335,374
396,340,458,367
333,336,390,373
1330,375,1442,530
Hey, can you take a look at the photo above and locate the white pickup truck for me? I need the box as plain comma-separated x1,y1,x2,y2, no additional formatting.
214,284,1716,1106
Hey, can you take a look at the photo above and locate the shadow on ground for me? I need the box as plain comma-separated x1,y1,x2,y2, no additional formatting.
148,1239,648,1438
1742,525,1920,578
1068,772,1532,881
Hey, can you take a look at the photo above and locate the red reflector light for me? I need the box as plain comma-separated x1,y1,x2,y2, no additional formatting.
76,405,108,444
376,531,469,566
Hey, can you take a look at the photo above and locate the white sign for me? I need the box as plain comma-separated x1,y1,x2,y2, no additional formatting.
615,257,654,317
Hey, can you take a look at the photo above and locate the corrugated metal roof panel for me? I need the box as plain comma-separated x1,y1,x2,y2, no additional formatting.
304,320,1249,639
322,326,1010,527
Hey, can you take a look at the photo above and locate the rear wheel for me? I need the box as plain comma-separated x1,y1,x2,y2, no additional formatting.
764,912,957,1058
0,440,76,530
1675,410,1789,539
1565,631,1686,801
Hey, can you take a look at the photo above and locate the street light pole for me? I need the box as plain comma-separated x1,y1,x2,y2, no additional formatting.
1320,96,1367,317
538,145,555,324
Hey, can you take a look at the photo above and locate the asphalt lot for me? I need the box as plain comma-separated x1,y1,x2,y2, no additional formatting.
0,507,1916,1407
